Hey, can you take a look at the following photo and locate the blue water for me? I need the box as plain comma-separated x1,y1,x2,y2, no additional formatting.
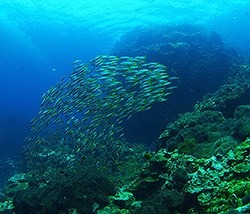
0,0,250,159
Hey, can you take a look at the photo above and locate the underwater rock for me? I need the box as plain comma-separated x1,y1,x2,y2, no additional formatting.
234,104,250,119
158,100,250,158
113,24,241,128
172,167,189,189
236,120,250,141
195,65,250,117
11,172,116,213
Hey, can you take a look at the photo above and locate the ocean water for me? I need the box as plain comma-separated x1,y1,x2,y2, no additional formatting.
0,1,250,213
0,0,250,182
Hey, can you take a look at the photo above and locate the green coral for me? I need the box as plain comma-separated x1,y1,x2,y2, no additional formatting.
0,199,14,212
185,138,250,213
117,138,250,213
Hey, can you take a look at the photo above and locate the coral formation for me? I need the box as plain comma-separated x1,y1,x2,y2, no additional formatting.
98,138,250,213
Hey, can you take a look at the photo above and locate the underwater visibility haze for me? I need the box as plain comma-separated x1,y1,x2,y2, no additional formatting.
0,0,250,213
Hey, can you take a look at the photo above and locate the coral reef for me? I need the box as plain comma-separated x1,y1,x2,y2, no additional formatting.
98,138,250,214
0,25,249,214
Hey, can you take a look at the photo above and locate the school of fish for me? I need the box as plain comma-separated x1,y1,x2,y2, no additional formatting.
29,55,176,156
